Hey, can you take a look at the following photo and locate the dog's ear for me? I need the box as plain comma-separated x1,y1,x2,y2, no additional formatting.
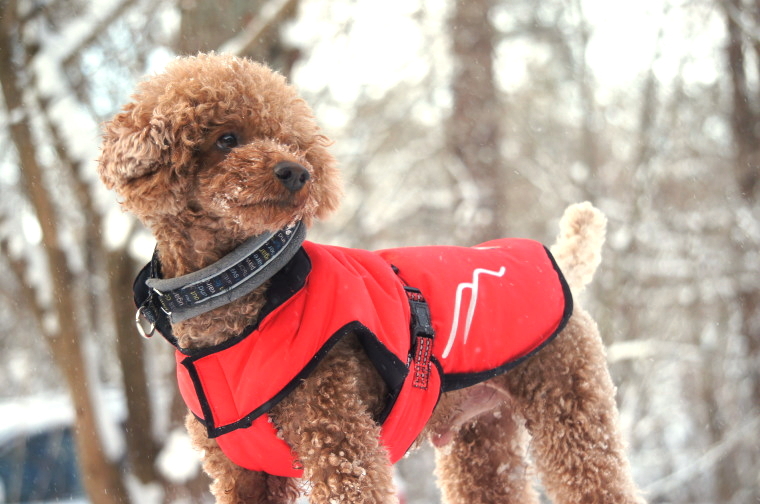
307,134,343,221
98,103,170,191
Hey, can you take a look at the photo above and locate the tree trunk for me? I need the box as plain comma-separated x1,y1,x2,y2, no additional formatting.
725,0,760,388
447,0,506,243
725,0,760,201
0,12,130,504
107,248,162,484
721,1,760,501
176,0,301,75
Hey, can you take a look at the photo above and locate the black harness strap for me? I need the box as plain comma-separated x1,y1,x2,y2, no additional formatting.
404,286,435,390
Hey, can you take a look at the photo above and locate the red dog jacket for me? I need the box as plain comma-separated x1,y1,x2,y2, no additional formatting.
167,238,572,477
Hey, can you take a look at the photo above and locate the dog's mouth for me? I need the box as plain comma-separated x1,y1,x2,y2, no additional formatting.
240,196,306,210
210,181,311,210
209,188,315,234
235,190,313,217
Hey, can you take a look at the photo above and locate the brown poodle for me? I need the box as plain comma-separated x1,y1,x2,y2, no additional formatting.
98,53,645,504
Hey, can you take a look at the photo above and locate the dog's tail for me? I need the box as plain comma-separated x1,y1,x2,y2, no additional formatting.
550,201,607,294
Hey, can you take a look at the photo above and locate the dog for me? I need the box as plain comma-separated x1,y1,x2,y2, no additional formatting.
98,53,645,504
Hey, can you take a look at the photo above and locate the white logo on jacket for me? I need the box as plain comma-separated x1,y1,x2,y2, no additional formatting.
441,266,507,359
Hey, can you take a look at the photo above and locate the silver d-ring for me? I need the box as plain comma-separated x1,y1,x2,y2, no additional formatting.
135,307,156,338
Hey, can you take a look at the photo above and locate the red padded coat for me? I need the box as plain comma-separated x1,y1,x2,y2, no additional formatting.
170,238,572,477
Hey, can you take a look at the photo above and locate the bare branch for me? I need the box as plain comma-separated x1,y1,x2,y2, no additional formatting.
0,234,46,337
61,0,139,67
645,416,760,497
218,0,299,56
606,339,702,363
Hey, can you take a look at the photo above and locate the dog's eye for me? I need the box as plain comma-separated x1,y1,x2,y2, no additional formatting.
215,133,239,151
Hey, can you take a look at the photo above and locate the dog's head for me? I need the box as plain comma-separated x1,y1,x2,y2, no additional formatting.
98,53,341,236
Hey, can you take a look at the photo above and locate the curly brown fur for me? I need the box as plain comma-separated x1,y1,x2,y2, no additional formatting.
98,53,644,504
273,336,395,504
500,308,638,504
433,402,539,504
550,201,607,294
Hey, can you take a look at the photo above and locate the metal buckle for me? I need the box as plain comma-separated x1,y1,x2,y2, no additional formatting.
405,287,434,338
135,306,156,339
151,288,174,317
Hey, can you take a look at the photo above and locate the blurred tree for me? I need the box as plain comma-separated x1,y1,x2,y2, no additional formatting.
447,0,506,243
721,0,760,501
0,1,302,503
177,0,301,74
0,2,134,503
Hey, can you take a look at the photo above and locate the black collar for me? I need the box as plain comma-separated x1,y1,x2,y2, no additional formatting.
133,221,307,348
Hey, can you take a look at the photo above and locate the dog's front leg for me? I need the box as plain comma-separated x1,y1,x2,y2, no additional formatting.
272,338,398,504
186,414,301,504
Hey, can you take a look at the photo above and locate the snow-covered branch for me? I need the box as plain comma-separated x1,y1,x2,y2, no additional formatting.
218,0,299,56
606,339,702,363
644,416,760,497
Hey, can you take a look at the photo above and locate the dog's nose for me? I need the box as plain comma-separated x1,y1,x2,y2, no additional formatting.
274,162,311,192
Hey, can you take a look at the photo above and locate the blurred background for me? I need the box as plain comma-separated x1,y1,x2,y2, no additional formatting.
0,0,757,503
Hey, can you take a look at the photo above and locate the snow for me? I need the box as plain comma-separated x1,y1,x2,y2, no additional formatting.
7,107,25,125
584,0,723,90
84,338,126,463
26,0,128,175
156,429,201,484
0,388,125,446
286,0,450,106
126,475,164,504
0,394,74,446
103,206,135,249
20,210,42,245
